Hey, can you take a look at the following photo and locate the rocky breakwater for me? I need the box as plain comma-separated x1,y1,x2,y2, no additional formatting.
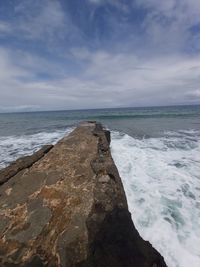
0,122,167,267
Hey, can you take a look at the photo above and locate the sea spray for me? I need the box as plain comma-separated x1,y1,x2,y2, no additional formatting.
111,130,200,267
0,106,200,267
0,128,73,169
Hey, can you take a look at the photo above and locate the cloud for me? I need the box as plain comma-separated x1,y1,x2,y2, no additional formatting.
17,0,65,40
0,0,66,42
131,0,200,54
1,44,200,112
0,21,12,35
185,89,200,100
1,0,199,54
88,0,102,4
0,0,200,112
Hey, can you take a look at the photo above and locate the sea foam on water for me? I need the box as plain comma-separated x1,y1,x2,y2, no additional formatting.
111,130,200,267
0,129,72,169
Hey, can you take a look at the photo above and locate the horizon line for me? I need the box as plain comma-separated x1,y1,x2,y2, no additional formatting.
0,103,200,115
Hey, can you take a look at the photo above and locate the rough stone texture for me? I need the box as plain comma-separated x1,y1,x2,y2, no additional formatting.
0,122,167,267
0,145,53,186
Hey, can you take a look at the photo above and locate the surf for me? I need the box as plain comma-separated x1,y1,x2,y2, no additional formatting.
111,130,200,267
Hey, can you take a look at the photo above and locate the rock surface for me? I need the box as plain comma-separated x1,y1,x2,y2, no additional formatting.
0,145,53,186
0,122,167,267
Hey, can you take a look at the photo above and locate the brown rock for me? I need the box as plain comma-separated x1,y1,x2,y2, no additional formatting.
0,122,167,267
0,145,53,186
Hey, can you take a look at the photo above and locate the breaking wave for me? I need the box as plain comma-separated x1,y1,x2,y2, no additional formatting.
0,128,73,169
111,129,200,267
0,125,200,267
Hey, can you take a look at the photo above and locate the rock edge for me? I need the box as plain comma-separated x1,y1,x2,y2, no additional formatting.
0,122,167,267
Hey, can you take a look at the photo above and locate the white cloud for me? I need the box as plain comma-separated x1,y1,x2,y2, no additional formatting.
185,89,200,100
17,0,65,40
133,0,200,53
0,21,12,35
0,46,200,112
88,0,102,4
0,0,200,112
0,0,66,42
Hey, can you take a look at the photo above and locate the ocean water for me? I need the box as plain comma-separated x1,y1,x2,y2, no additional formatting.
0,105,200,267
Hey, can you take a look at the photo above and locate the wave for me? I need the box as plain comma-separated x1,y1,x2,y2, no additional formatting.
111,130,200,267
1,126,200,267
0,128,73,169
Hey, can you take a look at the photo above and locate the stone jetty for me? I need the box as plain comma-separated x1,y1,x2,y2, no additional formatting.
0,122,167,267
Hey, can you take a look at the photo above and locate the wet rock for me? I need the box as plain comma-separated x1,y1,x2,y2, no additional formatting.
0,122,167,267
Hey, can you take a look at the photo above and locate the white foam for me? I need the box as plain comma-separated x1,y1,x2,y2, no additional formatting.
0,128,73,169
111,131,200,267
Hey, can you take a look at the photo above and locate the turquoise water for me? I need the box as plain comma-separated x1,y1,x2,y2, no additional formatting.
0,105,200,267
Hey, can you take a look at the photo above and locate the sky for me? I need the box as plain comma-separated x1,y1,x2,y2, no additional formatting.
0,0,200,112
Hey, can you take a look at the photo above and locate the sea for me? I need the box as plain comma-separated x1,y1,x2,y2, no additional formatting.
0,105,200,267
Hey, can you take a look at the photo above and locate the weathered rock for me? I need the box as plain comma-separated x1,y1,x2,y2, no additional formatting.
0,122,167,267
0,145,53,185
